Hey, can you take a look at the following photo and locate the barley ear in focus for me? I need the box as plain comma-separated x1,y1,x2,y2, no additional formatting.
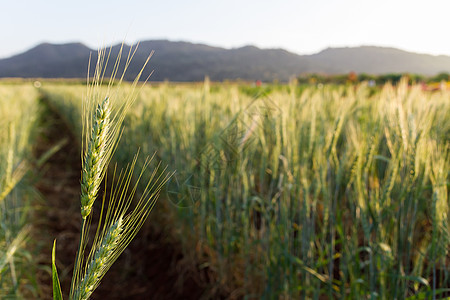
50,44,171,300
80,97,111,219
71,156,171,300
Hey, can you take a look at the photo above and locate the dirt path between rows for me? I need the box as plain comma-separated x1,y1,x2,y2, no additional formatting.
33,96,206,299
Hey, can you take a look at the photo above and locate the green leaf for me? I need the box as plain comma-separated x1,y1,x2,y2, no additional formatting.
401,275,430,287
52,240,63,300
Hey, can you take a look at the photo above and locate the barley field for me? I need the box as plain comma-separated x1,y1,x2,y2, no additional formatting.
1,77,449,299
0,84,40,298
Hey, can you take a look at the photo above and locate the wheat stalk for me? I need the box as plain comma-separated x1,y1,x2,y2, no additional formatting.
51,43,168,300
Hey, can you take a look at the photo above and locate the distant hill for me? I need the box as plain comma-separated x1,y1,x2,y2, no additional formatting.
1,40,450,81
0,43,92,78
308,46,450,75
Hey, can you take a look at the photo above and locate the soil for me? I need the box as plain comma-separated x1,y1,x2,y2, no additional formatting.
32,97,209,299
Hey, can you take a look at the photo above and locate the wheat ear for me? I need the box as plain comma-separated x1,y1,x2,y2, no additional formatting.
72,217,123,300
80,97,111,219
70,156,172,300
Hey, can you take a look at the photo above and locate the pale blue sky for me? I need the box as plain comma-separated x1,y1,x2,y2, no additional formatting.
1,0,450,58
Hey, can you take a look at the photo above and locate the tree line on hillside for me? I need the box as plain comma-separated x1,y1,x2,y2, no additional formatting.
297,72,450,85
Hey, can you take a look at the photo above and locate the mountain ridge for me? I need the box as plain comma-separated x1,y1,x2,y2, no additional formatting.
1,40,449,81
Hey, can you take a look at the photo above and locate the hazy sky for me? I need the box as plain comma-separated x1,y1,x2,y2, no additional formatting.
1,0,450,58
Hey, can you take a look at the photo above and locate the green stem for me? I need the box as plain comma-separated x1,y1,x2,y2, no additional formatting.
70,218,86,299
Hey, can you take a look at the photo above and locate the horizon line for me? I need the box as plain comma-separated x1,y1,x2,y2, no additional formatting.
2,38,450,60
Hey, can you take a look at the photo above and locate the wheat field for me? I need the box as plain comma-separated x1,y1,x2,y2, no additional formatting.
1,78,449,299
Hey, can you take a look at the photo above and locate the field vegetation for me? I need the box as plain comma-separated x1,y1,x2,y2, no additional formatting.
0,84,41,298
0,77,449,299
